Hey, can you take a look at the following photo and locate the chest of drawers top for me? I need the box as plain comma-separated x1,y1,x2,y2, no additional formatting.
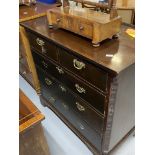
21,16,135,75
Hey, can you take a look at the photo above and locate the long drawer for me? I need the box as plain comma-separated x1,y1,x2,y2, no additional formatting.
59,47,108,93
37,67,102,151
26,31,58,62
37,66,104,134
33,51,106,115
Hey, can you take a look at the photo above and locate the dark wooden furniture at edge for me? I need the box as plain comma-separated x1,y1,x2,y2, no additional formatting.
20,16,135,155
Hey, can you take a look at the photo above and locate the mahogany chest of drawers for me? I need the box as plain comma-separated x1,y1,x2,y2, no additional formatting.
20,16,135,155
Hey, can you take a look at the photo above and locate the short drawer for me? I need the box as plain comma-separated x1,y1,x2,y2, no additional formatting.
78,20,93,38
59,48,108,93
50,13,78,32
26,31,58,62
65,16,78,32
37,66,103,137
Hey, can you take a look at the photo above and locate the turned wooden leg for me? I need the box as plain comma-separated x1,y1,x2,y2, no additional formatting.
92,42,100,47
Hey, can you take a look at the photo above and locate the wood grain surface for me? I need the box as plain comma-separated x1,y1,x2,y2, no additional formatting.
19,89,45,133
20,26,41,94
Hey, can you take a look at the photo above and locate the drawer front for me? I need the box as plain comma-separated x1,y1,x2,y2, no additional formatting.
50,13,92,39
59,48,108,93
65,16,78,32
78,21,93,38
51,12,63,27
51,14,78,33
37,67,102,148
26,31,58,62
32,51,60,80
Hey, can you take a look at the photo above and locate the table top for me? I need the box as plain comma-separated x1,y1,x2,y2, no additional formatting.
19,2,61,22
21,16,135,75
19,89,44,133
